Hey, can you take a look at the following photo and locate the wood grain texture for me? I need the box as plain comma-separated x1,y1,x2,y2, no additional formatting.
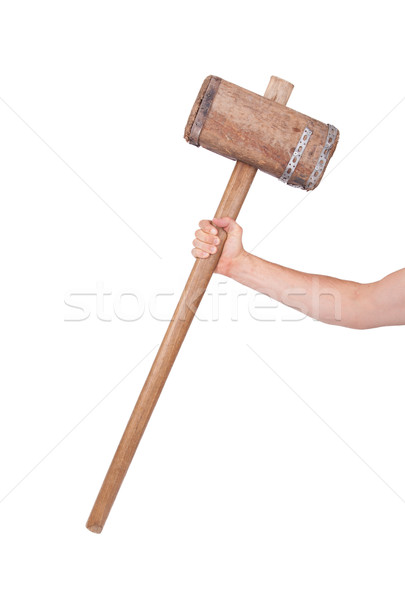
185,75,338,190
86,76,294,534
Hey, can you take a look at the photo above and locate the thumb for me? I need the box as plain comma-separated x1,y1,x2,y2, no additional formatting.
212,217,241,236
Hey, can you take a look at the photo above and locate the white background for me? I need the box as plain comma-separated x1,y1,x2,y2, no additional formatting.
1,1,404,598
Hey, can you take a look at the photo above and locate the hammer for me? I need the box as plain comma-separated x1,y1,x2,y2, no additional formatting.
86,75,339,533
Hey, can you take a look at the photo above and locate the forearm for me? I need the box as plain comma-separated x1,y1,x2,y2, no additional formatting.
227,252,372,328
194,217,405,329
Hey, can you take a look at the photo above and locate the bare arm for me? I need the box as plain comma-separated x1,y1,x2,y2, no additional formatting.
227,253,405,329
192,217,405,329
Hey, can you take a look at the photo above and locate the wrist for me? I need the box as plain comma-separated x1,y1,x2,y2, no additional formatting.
223,250,252,279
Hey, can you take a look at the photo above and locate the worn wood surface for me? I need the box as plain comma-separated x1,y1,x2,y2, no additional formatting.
185,75,338,190
86,76,294,534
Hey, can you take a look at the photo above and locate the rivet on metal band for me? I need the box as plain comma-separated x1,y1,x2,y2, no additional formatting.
279,127,313,185
305,124,338,190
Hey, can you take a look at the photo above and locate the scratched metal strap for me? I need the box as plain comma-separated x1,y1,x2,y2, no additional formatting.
279,127,313,185
188,76,222,147
305,124,338,190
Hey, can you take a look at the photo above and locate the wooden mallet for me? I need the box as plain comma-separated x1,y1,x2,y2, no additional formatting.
86,74,339,533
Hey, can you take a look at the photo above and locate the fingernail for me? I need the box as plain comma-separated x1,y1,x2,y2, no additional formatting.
214,237,219,244
210,228,216,234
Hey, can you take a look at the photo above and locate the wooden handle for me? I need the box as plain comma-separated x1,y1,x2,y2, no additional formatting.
86,76,294,533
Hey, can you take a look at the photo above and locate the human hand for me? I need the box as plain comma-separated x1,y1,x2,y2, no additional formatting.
191,216,246,276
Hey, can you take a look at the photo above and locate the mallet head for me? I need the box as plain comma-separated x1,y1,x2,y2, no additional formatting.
185,75,339,191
